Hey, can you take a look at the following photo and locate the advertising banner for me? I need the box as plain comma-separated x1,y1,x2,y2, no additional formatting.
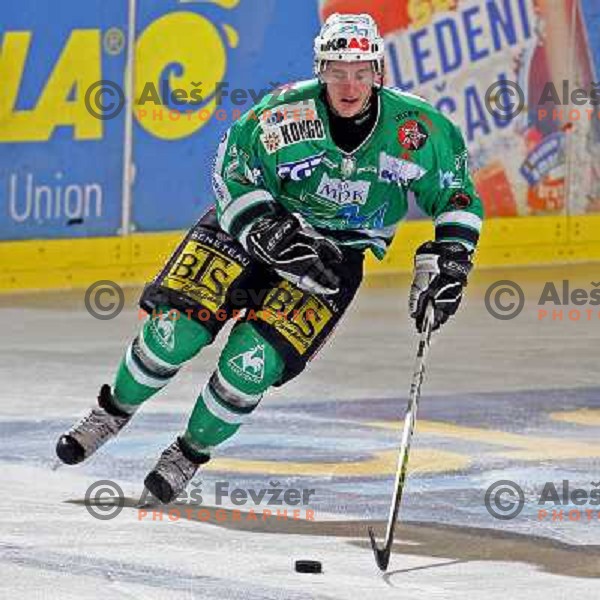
0,0,128,240
321,0,600,218
0,0,319,240
4,0,600,244
130,0,320,232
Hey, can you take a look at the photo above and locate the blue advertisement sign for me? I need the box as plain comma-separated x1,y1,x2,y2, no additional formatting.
130,0,320,232
0,0,320,240
0,0,128,240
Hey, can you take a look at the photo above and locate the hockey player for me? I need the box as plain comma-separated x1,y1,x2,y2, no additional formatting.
56,13,483,503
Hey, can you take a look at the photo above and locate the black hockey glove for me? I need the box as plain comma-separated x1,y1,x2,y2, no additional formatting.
245,212,343,295
409,241,473,332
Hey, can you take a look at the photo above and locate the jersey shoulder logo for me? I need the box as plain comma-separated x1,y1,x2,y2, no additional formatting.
378,152,426,185
455,149,469,171
261,131,282,153
439,169,463,189
398,119,428,151
260,99,325,154
277,152,325,181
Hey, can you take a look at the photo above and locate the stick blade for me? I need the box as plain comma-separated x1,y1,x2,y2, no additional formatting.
368,526,390,572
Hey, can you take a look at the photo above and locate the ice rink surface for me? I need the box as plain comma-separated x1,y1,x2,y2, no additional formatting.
2,264,599,598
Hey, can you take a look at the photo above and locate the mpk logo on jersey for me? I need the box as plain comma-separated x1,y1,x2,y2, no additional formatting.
398,120,428,151
277,152,325,181
316,173,370,205
378,152,426,185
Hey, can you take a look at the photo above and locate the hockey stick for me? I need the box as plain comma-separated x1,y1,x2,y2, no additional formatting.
368,303,435,571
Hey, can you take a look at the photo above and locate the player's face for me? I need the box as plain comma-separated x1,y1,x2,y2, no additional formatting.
322,61,376,118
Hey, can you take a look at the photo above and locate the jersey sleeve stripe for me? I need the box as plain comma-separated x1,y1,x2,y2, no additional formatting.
434,211,482,231
219,190,275,233
228,201,277,239
435,223,480,246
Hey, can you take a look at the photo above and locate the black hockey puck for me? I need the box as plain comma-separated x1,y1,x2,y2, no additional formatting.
295,559,322,573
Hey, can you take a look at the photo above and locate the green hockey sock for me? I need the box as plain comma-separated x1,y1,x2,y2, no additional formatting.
184,322,285,451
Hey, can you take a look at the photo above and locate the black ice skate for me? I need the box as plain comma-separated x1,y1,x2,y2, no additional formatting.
144,437,210,504
55,384,135,465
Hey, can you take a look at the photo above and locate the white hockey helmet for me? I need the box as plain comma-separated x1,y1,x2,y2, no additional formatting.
314,13,385,79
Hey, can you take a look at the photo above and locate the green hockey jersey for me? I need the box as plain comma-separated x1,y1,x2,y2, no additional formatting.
212,79,483,259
